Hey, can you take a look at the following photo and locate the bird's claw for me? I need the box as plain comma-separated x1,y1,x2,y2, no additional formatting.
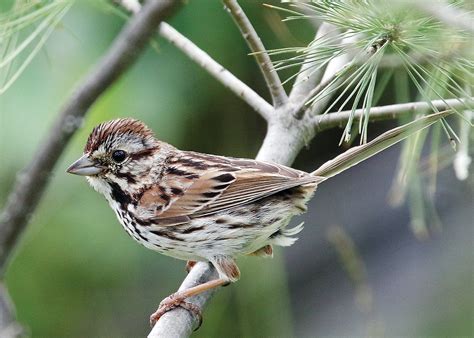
150,293,203,330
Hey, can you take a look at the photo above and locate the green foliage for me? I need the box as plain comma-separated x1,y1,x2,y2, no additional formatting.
0,0,74,94
0,1,472,336
270,0,472,140
269,0,473,237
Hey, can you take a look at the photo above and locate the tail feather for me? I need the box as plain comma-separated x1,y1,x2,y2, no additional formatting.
271,222,305,247
312,110,453,179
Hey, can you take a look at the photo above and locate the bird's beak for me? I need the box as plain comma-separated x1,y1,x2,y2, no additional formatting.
66,155,104,176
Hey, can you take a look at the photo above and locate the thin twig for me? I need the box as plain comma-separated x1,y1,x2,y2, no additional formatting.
293,61,355,119
0,0,180,274
305,34,359,118
159,23,274,121
118,0,274,121
223,0,288,107
0,283,22,338
312,98,473,132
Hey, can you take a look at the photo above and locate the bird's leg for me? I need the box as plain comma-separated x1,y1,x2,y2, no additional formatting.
150,257,239,329
149,278,228,328
185,260,197,273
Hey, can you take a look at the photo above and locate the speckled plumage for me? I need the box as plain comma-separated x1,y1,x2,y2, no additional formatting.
75,118,324,281
67,112,449,325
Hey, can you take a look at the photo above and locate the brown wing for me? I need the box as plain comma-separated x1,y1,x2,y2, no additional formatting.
191,170,322,217
142,152,324,225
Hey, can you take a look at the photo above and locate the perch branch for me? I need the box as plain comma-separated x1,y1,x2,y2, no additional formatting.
312,97,473,132
148,263,218,336
223,0,288,107
0,7,180,328
98,2,474,337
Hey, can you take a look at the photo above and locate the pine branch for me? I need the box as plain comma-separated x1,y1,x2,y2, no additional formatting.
289,23,338,108
223,0,288,107
306,34,359,117
312,98,473,132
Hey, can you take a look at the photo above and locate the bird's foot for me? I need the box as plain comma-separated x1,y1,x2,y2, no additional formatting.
149,292,202,330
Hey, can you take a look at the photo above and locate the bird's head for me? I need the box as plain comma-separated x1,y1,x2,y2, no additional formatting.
67,118,166,195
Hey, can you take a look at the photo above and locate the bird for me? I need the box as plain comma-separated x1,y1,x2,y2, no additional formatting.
66,111,449,326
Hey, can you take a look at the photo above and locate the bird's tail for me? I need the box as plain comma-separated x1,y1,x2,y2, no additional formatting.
312,110,453,179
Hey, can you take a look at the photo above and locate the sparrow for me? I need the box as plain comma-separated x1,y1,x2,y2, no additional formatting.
66,111,449,326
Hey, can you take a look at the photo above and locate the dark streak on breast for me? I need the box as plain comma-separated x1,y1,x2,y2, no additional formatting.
181,226,204,234
109,182,131,208
150,230,183,241
160,193,170,202
134,217,152,226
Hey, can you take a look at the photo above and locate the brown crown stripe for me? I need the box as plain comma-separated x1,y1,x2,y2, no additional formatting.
85,118,154,153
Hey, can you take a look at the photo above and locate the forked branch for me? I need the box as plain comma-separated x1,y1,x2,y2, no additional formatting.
119,0,274,120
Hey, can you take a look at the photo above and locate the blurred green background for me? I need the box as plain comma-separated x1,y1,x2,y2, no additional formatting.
0,1,472,337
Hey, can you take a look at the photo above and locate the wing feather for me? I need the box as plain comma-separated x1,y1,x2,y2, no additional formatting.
139,152,324,225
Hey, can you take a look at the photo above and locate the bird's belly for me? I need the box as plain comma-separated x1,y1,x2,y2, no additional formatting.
113,184,315,261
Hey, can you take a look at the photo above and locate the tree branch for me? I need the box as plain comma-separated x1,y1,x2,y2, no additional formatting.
223,0,288,107
312,98,473,132
297,34,359,119
0,0,180,332
148,263,218,337
118,0,273,121
289,23,337,106
158,23,274,121
0,283,22,338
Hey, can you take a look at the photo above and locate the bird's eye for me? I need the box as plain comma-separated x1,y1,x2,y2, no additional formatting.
111,150,127,163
